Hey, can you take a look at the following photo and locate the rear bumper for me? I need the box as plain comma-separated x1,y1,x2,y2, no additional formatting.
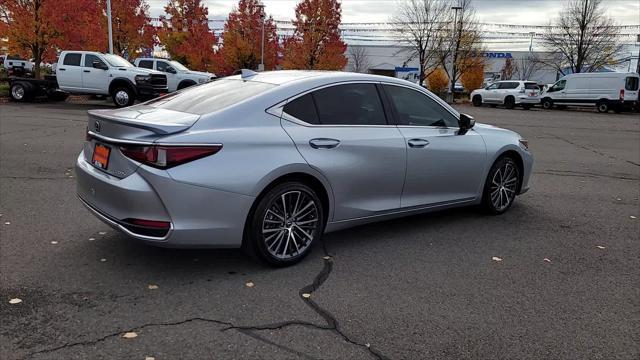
75,152,255,247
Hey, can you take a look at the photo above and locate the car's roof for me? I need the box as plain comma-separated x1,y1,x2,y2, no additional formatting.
224,70,417,87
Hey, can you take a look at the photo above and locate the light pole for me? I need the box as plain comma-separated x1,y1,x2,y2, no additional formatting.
449,5,462,103
257,3,266,72
529,31,536,52
106,0,114,54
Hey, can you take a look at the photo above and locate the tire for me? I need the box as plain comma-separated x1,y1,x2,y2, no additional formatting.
472,95,482,107
596,100,609,113
504,96,515,109
111,86,135,107
541,98,553,110
9,82,32,102
482,156,521,215
522,104,531,110
243,182,325,267
177,80,196,90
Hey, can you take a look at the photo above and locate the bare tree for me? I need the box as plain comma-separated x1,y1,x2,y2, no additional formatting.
513,53,543,80
347,46,372,73
440,0,484,98
541,0,624,75
501,58,516,80
391,0,450,86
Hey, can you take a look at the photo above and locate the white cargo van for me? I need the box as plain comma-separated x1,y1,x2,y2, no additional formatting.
540,72,639,113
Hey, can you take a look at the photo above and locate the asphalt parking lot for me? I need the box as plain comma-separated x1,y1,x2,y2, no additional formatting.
1,101,638,360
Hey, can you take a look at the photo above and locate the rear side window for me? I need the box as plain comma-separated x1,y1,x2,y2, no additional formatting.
311,84,387,125
498,82,519,89
283,94,319,124
383,85,458,128
145,79,276,115
524,83,538,90
63,53,82,66
138,60,153,69
626,77,639,91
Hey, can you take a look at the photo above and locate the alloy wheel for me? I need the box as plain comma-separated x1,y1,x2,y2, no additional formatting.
11,85,25,100
489,162,519,212
261,190,319,260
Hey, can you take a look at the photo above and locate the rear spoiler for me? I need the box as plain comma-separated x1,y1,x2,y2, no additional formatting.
88,107,200,135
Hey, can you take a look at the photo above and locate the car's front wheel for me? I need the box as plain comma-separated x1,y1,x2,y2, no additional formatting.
111,86,135,107
541,98,553,110
482,156,520,214
472,95,482,107
244,182,325,267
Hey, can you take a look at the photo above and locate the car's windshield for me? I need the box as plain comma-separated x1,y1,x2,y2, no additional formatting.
169,61,189,71
103,54,133,68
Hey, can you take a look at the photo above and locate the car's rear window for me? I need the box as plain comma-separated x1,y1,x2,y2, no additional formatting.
625,77,639,91
524,83,539,90
145,79,276,115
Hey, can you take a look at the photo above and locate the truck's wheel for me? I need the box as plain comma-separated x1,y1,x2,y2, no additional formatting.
596,100,609,113
10,82,32,102
542,98,553,110
111,86,135,107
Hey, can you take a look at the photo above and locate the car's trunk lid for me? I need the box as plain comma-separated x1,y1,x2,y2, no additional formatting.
84,106,199,179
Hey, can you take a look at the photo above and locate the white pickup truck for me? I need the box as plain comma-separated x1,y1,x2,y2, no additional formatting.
133,58,215,92
8,51,168,107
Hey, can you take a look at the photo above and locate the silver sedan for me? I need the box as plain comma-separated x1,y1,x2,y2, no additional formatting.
76,70,533,266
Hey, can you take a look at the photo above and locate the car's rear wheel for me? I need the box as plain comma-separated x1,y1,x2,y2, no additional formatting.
596,100,609,113
244,182,324,267
504,96,515,109
482,156,520,215
472,95,482,107
10,82,32,102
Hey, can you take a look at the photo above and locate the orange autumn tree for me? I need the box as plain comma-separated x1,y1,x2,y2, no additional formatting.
48,0,107,58
107,0,156,58
0,0,57,78
427,67,449,95
220,0,279,74
282,0,347,70
158,0,219,72
461,58,484,91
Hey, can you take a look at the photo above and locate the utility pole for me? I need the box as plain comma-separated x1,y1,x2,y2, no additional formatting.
257,3,266,72
106,0,113,54
529,32,536,52
448,4,462,103
636,34,640,74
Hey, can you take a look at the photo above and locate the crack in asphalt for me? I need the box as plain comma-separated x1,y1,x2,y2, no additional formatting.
535,169,639,181
546,133,640,167
27,242,389,359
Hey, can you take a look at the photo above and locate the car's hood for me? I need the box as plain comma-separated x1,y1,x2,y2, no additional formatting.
473,122,520,138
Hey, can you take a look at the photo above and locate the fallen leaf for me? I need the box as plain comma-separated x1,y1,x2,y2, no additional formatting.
492,256,503,262
596,245,606,249
148,284,158,290
323,256,331,260
543,258,551,262
100,258,107,262
51,241,58,245
245,282,254,288
88,237,95,241
122,332,137,339
98,231,107,235
302,293,311,299
4,222,10,225
9,298,22,304
631,216,637,219
616,198,622,201
145,357,155,360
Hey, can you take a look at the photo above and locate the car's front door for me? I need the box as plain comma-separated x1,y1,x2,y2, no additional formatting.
484,82,499,102
381,84,487,208
81,54,109,93
156,60,178,92
280,83,406,221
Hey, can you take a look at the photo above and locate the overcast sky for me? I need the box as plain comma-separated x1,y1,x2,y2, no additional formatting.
146,0,640,25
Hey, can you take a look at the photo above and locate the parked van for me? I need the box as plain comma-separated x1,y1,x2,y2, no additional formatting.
540,72,639,113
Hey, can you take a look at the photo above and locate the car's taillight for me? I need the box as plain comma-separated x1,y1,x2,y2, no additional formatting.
120,144,222,169
619,89,624,101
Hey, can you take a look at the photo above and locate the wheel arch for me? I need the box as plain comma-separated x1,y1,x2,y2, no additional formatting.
494,149,525,193
108,77,137,96
177,79,197,90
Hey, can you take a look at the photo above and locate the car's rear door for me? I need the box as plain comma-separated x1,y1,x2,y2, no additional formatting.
381,84,486,208
56,53,84,91
280,82,406,221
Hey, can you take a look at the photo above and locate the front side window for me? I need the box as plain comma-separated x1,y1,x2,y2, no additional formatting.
283,94,319,124
156,61,170,72
384,85,458,128
63,53,82,66
549,80,566,92
625,77,639,91
486,83,498,90
83,54,106,68
138,60,153,69
311,84,387,126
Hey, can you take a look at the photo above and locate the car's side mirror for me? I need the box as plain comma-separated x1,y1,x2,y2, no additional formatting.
166,66,176,74
92,60,108,70
458,113,475,135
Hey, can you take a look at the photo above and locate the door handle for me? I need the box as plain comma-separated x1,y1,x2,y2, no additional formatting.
58,68,66,71
83,70,90,73
408,138,430,148
309,138,340,149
